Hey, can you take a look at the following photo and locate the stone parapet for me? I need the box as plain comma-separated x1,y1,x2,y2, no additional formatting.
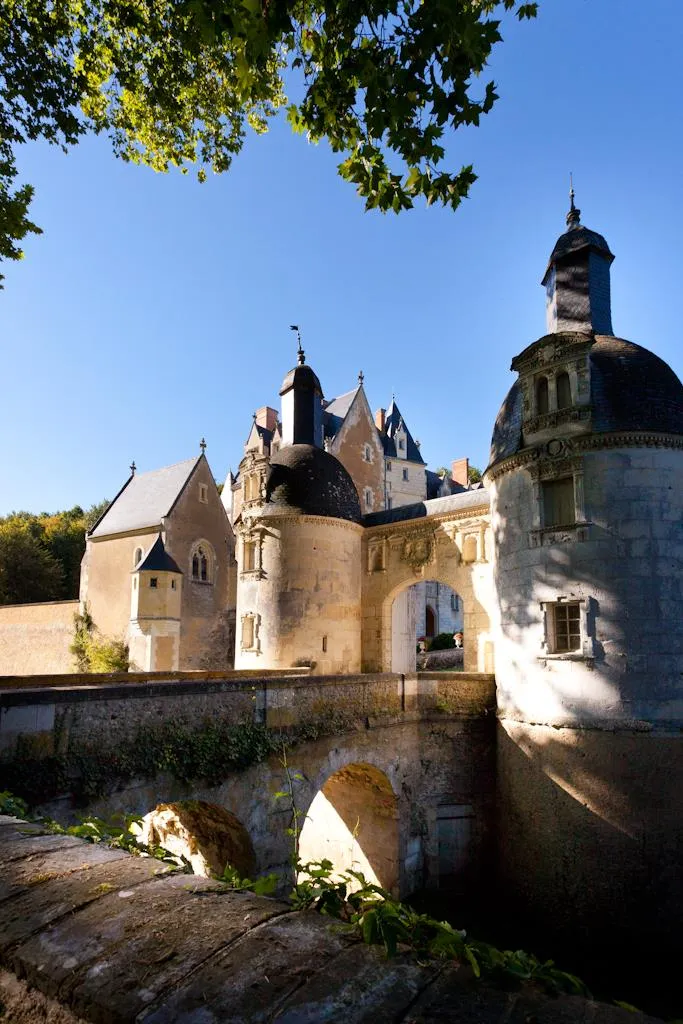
0,816,664,1024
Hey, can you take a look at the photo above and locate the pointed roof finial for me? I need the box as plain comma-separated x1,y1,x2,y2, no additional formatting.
566,172,581,228
290,324,305,365
130,460,136,476
199,437,207,454
358,370,364,385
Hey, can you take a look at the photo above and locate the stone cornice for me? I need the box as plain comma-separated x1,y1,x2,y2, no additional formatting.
486,431,683,481
363,502,490,538
246,511,364,534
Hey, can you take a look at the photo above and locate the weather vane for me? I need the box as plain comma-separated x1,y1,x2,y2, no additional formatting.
290,324,305,364
199,437,207,454
130,460,136,476
358,370,364,385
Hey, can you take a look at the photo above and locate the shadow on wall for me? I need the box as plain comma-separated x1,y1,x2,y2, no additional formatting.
298,762,399,894
495,721,683,1013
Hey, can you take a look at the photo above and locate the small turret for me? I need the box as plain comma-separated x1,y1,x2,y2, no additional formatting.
129,536,183,671
279,329,324,447
542,184,614,335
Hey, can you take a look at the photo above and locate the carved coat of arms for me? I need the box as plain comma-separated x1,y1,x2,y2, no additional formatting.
402,533,434,571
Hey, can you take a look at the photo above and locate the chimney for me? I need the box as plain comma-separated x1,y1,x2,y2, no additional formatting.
451,458,469,488
375,408,386,433
255,406,278,431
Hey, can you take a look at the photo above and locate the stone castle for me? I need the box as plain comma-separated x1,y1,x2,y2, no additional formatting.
1,194,682,979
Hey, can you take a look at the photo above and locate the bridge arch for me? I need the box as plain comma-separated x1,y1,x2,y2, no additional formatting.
298,761,399,894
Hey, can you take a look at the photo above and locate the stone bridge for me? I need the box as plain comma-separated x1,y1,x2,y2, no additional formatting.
0,669,495,899
361,490,494,674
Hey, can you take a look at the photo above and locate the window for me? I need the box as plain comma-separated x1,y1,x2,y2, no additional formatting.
322,636,328,653
364,488,373,511
150,577,158,588
536,376,549,415
552,602,581,653
199,483,209,503
387,461,392,472
398,438,405,451
556,372,572,410
134,547,143,567
362,444,372,463
462,535,477,563
387,497,393,510
171,579,177,590
241,612,260,652
543,478,575,527
451,593,459,612
402,468,408,481
244,540,257,572
191,542,213,583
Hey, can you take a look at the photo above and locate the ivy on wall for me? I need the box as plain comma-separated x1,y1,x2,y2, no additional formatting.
1,710,358,807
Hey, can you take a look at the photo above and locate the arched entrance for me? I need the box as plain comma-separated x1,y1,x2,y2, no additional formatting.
298,763,399,893
390,579,464,672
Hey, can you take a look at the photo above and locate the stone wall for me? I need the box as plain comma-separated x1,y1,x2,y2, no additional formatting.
0,600,79,676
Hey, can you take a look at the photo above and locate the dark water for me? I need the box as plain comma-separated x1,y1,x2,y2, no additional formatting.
406,887,681,1021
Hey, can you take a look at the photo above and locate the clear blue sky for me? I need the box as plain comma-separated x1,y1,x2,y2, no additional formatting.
1,0,681,515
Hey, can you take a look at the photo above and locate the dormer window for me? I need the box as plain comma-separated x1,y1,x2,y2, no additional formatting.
398,438,405,451
536,376,549,415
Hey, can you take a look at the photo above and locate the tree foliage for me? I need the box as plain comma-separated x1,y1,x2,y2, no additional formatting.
0,0,536,281
0,501,109,604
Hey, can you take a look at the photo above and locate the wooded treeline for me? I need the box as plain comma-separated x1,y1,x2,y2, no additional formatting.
0,502,109,605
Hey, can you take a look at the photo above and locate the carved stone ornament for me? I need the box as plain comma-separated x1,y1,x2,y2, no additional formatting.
402,532,435,571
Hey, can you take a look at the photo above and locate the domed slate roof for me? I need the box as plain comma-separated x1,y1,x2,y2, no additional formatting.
264,444,361,522
545,225,613,271
489,335,683,468
279,363,322,396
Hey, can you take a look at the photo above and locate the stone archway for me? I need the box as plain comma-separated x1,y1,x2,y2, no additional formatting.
361,510,494,673
298,762,399,894
138,800,256,878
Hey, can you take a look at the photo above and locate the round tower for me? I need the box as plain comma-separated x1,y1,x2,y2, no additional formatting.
486,196,683,968
235,343,363,673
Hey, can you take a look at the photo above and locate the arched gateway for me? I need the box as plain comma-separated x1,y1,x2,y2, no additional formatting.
361,490,494,674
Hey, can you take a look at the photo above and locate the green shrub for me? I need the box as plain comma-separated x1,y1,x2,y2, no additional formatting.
428,632,456,651
70,606,129,672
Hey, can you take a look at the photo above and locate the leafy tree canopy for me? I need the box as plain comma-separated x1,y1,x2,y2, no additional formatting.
0,0,536,281
0,502,109,604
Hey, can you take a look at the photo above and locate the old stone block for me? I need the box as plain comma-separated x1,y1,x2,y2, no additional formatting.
139,907,355,1023
0,838,128,903
0,855,174,953
275,944,440,1022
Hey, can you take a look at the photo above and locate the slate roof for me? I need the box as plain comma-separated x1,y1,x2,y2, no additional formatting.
363,487,489,527
382,399,425,464
90,457,201,538
264,444,361,523
135,535,182,574
544,224,613,280
488,335,683,469
323,388,359,440
426,470,468,501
